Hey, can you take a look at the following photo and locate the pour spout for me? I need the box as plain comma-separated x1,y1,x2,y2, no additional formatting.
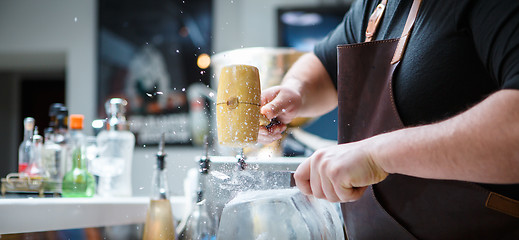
236,148,247,171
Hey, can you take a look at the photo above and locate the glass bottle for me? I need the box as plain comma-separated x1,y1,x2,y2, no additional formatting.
48,103,64,130
183,138,217,240
42,127,64,183
54,106,69,145
143,133,176,240
54,106,69,177
61,114,96,198
184,191,217,240
25,127,46,178
95,98,135,197
18,117,35,174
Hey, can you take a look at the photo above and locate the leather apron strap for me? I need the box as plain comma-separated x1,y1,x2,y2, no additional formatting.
391,0,421,63
365,0,387,42
366,0,422,62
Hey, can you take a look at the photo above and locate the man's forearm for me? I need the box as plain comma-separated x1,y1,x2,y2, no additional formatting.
372,89,519,183
281,53,338,118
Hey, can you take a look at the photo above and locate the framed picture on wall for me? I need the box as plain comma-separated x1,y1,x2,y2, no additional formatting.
98,0,212,145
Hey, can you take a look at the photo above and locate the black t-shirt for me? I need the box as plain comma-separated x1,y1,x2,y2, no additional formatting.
314,0,519,198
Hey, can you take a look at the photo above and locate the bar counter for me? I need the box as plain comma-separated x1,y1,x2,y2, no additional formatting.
0,196,185,235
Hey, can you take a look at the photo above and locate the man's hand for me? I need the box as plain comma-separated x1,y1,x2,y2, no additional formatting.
258,86,302,144
294,141,389,202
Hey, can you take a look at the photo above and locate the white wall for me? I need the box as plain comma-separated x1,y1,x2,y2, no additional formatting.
0,0,350,196
0,0,96,131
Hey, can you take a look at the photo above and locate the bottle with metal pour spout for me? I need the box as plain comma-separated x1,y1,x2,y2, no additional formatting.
143,133,176,240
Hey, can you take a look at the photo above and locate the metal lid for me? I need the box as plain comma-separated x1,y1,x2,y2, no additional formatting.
105,98,128,116
105,98,129,130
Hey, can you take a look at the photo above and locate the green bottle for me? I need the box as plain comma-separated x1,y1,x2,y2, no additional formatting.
62,114,96,197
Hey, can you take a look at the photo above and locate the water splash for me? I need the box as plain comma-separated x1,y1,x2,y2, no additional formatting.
210,171,230,180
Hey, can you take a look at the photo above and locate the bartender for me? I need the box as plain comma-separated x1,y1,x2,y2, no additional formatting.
259,0,519,239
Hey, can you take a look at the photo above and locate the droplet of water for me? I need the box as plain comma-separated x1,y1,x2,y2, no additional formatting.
74,17,78,22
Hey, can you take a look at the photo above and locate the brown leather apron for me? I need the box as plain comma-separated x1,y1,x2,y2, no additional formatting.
337,0,519,239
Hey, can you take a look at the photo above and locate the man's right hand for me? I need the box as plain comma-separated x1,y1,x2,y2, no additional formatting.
258,86,302,144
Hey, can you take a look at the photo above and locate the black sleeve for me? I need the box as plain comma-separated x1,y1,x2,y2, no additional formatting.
313,0,368,89
468,0,519,90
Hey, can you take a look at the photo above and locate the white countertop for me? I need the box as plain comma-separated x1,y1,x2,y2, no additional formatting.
0,196,185,235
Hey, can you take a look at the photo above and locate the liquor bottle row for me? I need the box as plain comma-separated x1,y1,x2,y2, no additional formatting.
16,98,135,197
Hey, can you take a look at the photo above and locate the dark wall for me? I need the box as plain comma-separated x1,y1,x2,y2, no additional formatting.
0,73,65,179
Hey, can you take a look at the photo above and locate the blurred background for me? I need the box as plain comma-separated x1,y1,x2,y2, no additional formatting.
0,0,352,196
